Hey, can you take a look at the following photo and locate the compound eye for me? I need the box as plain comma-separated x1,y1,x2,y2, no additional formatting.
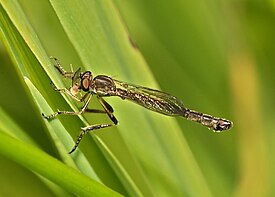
81,71,92,92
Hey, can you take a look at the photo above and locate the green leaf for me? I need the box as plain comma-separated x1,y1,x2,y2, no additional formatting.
0,1,124,196
0,123,122,197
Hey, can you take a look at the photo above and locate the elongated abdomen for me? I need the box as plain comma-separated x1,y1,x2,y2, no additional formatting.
183,109,233,131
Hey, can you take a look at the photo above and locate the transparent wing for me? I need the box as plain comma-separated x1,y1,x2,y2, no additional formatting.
113,80,186,116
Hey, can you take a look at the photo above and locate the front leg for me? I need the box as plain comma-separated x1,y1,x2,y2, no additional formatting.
42,93,93,120
50,56,75,78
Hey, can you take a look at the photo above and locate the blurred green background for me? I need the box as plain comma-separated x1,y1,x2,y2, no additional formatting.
0,0,275,196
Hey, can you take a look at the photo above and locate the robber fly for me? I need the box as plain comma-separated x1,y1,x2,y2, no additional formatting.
42,57,233,153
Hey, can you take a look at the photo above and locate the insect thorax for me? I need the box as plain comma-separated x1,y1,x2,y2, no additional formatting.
93,75,116,96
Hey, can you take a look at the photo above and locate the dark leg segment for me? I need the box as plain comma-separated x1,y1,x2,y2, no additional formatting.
98,97,118,125
85,109,107,113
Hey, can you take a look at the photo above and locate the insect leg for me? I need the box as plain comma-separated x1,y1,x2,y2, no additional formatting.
50,56,75,78
68,123,113,154
98,96,118,125
85,109,106,113
49,81,83,102
42,93,93,120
